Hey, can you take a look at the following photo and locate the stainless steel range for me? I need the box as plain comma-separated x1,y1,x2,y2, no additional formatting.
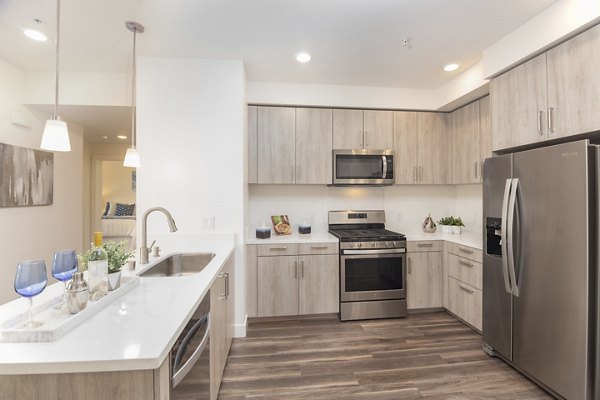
328,210,407,321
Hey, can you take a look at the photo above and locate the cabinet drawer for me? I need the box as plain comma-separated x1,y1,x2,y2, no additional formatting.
407,240,442,252
257,243,298,257
447,277,482,331
447,253,482,290
298,242,339,255
447,242,482,263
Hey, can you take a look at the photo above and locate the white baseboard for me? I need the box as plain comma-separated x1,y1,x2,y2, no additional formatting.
234,315,248,338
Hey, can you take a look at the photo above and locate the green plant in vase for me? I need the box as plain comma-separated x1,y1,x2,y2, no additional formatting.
103,241,133,290
438,216,465,234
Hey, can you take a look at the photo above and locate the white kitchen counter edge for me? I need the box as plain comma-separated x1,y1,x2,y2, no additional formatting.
399,229,483,250
0,233,234,375
245,231,339,245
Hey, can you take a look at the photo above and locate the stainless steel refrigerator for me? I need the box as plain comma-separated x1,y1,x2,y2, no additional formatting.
482,139,598,400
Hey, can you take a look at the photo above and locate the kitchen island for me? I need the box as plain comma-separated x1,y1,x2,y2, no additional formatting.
0,232,235,400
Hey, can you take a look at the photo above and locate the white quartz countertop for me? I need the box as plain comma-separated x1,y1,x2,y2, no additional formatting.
391,227,483,250
245,231,338,245
0,232,234,375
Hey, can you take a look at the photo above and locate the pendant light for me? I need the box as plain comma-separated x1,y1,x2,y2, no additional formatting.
40,0,70,152
123,21,144,168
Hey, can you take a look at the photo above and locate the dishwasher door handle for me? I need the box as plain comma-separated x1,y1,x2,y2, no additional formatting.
172,314,211,388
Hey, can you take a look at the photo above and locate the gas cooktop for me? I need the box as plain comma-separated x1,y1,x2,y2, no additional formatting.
328,228,405,242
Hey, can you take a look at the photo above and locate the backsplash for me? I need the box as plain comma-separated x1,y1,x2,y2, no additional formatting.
248,184,483,234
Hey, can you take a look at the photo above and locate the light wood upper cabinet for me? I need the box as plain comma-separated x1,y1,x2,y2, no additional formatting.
333,109,364,149
298,254,339,315
247,106,258,184
547,23,600,139
363,110,394,149
295,108,333,184
452,101,480,184
479,96,492,162
418,112,451,185
257,107,296,184
407,251,443,309
491,54,548,151
257,256,298,317
393,111,418,184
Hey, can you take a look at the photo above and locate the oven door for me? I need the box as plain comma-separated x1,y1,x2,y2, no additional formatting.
340,249,406,302
333,150,394,185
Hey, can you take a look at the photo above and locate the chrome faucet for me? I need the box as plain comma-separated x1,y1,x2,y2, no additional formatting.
140,207,178,264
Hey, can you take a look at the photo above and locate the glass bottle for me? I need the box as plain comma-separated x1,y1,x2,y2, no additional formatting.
88,232,108,300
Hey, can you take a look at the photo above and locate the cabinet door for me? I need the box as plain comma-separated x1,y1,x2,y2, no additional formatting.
407,252,443,309
257,107,296,184
479,96,492,180
223,258,235,357
210,274,227,400
490,53,548,151
257,256,298,317
393,111,418,184
298,255,339,315
363,110,394,149
417,112,451,184
547,23,600,139
295,108,333,184
333,109,364,149
248,106,258,184
452,101,480,184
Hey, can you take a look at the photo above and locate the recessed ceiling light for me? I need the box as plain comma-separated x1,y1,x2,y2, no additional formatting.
296,52,311,63
101,135,108,140
443,63,460,72
117,135,128,140
23,29,48,42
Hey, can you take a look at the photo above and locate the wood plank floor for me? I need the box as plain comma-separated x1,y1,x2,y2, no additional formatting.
218,312,552,399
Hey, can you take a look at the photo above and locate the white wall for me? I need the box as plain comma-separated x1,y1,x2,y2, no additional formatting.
136,57,247,336
249,184,483,235
0,58,84,305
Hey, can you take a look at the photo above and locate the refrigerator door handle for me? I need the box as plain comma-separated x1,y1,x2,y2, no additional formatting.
500,179,513,294
507,178,520,297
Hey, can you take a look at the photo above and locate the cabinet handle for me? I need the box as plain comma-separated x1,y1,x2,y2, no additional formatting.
417,243,433,247
301,260,304,278
419,166,423,181
269,246,287,251
359,131,364,148
458,247,473,254
474,161,478,180
458,259,474,268
459,284,474,294
413,165,417,182
548,107,554,134
480,160,483,182
224,272,230,298
218,272,226,300
291,164,294,182
294,260,298,279
408,257,412,274
537,110,544,135
364,131,368,148
311,245,328,249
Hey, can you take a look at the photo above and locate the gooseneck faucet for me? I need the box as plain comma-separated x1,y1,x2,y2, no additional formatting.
140,207,178,264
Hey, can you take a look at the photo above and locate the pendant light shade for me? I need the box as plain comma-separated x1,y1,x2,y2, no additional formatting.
123,21,144,168
40,0,70,152
41,118,70,151
123,147,140,168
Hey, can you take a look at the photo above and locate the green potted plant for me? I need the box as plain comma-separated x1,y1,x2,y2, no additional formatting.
438,216,465,234
103,241,133,290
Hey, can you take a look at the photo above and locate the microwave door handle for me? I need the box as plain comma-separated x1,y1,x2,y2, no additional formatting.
382,155,387,179
500,179,512,294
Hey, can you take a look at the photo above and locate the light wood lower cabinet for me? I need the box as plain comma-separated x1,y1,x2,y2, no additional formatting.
447,276,482,331
249,243,339,318
407,246,443,310
210,257,235,400
299,255,339,314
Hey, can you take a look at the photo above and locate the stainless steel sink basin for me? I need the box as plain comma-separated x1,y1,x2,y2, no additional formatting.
140,253,216,277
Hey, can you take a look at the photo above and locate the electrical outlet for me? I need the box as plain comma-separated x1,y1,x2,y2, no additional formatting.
201,216,215,229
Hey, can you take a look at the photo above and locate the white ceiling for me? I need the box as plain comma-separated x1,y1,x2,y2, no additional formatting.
2,0,558,139
1,0,558,89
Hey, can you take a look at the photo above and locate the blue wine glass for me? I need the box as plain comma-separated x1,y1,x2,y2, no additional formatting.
14,260,48,329
52,250,78,311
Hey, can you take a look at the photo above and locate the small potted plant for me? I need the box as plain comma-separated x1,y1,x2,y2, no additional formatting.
103,241,133,291
438,216,465,234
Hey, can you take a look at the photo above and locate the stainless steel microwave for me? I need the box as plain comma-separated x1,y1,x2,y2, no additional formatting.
332,149,394,186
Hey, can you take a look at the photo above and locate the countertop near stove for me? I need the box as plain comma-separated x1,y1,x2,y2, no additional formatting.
396,229,483,250
245,231,339,245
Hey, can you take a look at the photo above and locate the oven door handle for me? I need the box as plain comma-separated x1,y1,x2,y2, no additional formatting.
342,248,406,255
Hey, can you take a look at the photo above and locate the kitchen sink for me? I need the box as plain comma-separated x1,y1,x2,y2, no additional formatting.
140,253,216,277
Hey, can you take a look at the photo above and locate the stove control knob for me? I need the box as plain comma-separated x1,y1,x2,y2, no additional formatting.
357,243,362,248
371,242,376,248
394,241,401,247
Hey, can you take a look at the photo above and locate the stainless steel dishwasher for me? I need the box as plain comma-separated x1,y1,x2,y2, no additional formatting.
170,289,211,399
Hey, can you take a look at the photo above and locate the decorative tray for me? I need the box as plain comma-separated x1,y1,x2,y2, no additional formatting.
0,275,140,343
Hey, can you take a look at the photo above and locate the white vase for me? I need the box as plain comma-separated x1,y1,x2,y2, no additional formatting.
107,271,121,291
451,226,462,234
441,225,452,234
